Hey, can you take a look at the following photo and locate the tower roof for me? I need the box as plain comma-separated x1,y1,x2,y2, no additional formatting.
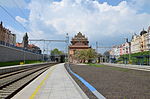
140,28,147,35
73,32,87,40
23,32,28,38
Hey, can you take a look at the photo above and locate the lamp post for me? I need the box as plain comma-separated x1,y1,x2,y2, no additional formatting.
42,40,45,61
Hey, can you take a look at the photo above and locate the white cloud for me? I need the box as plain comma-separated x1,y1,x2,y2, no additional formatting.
130,0,150,7
16,16,27,24
129,0,150,13
6,26,24,42
17,0,150,51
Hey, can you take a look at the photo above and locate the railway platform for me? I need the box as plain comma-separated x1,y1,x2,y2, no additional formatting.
12,63,88,99
102,63,150,71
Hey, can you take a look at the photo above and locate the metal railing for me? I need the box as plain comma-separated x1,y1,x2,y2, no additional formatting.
0,41,41,54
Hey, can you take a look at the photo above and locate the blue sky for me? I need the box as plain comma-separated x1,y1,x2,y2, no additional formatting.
0,0,150,53
99,0,129,5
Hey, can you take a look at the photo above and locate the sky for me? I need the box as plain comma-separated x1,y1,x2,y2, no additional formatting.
0,0,150,53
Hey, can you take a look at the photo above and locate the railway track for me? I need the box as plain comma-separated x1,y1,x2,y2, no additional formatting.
0,63,56,99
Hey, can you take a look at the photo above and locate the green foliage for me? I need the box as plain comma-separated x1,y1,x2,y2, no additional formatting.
87,48,97,59
0,60,43,67
75,50,87,61
88,63,105,67
74,48,97,63
88,64,130,72
118,51,150,65
51,48,63,55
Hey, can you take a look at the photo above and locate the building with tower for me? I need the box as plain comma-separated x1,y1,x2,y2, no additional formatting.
130,28,150,53
69,32,91,63
16,33,41,54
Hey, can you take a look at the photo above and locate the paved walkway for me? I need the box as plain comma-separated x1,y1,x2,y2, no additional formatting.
12,63,88,99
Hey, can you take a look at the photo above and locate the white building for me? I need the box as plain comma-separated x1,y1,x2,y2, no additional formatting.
122,39,131,55
147,26,150,50
140,29,149,52
131,34,141,53
109,45,120,59
130,27,150,53
109,26,150,60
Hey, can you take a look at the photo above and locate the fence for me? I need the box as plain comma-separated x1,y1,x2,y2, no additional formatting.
0,41,41,54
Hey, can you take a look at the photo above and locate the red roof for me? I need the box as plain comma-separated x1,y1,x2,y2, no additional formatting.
16,43,22,47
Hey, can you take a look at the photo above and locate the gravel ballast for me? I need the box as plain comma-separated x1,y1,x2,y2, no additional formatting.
67,64,150,99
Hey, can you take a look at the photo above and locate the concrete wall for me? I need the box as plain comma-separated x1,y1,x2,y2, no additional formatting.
0,45,42,62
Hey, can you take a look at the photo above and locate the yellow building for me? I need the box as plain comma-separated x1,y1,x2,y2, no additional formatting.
140,29,149,52
131,34,141,53
131,27,150,53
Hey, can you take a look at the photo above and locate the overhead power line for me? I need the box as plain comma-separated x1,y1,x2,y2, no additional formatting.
29,39,67,42
0,4,35,38
0,4,28,32
13,0,26,17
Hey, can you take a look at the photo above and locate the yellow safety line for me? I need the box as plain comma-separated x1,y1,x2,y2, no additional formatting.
29,66,55,99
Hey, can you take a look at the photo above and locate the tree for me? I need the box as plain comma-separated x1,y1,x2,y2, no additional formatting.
51,48,63,55
74,48,97,63
75,50,87,63
86,48,97,62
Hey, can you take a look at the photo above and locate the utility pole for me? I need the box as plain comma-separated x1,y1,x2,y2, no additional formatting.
46,41,50,61
66,33,69,63
96,41,98,53
43,40,45,61
29,39,68,63
96,41,98,63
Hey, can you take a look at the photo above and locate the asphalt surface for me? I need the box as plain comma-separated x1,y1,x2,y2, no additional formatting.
68,64,150,99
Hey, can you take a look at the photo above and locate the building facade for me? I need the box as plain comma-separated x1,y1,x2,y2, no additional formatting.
0,21,16,45
108,26,150,58
109,45,120,58
119,44,124,55
147,26,150,50
131,34,141,53
131,28,150,53
16,33,41,54
140,29,150,51
122,39,131,55
28,44,41,54
69,32,90,63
